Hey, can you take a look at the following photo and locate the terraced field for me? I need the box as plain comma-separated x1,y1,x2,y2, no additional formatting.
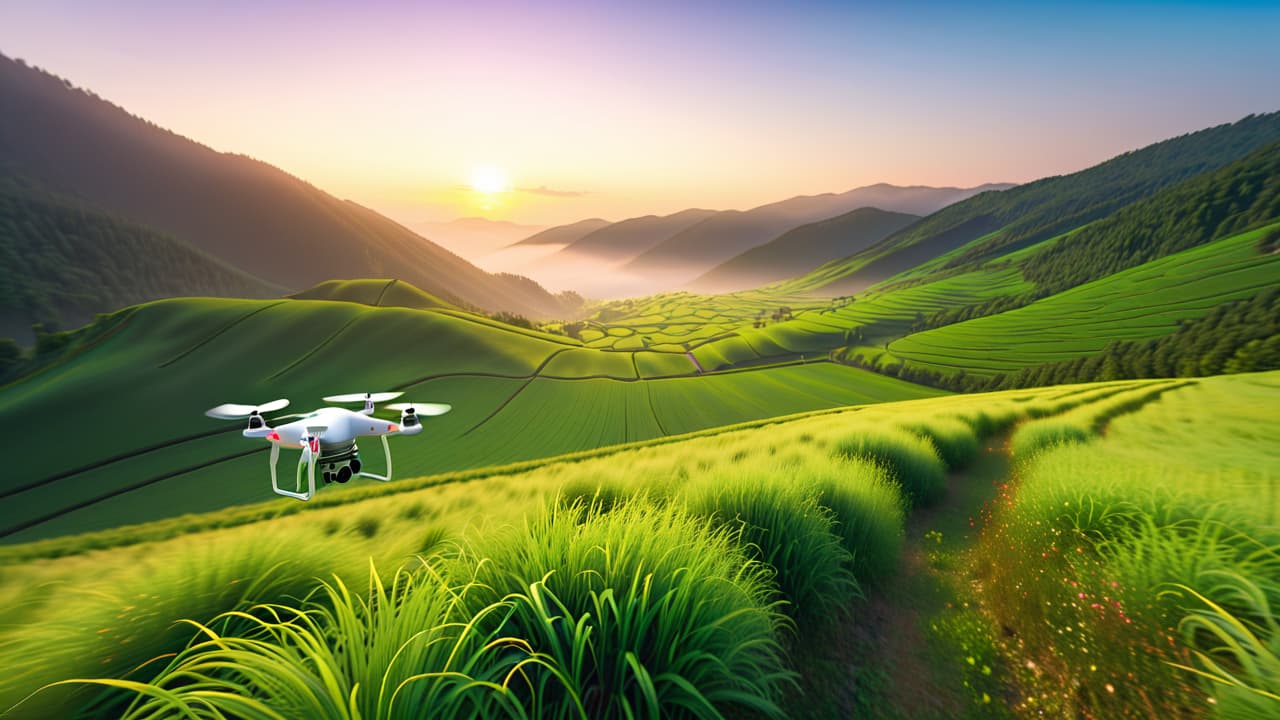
0,296,939,542
577,290,826,350
885,224,1280,375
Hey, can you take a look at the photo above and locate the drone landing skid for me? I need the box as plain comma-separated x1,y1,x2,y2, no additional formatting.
356,434,394,483
268,435,394,501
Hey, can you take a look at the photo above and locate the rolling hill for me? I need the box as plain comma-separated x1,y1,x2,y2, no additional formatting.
688,207,920,293
0,292,941,542
621,183,1013,287
785,111,1280,295
0,54,574,318
0,173,281,340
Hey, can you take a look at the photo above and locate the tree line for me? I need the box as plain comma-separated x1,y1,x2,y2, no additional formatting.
841,288,1280,392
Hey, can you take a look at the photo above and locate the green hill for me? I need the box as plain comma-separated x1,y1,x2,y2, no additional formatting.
786,111,1280,294
0,54,573,318
0,295,940,542
688,207,919,293
0,175,281,340
290,279,460,312
880,223,1280,380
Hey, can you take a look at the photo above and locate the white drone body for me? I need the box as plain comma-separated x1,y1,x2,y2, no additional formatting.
205,392,451,501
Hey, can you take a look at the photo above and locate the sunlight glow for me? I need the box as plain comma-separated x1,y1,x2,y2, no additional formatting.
470,166,509,195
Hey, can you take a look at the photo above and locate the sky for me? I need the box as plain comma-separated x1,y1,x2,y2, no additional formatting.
3,0,1279,228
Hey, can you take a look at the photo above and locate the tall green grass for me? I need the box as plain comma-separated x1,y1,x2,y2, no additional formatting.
832,427,946,506
900,415,980,470
49,564,523,719
981,375,1280,718
451,501,793,719
2,528,361,718
682,464,857,620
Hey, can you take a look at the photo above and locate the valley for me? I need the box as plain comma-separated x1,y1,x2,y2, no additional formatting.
0,15,1277,717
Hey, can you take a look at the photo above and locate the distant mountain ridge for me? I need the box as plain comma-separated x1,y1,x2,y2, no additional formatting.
551,208,719,263
797,111,1280,295
0,53,575,319
620,183,1014,286
510,218,612,246
688,207,920,293
518,183,1012,297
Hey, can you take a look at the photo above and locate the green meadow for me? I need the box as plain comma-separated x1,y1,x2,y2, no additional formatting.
0,293,939,542
1,372,1275,718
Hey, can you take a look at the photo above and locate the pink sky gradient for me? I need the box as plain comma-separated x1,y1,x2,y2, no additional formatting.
2,1,1278,227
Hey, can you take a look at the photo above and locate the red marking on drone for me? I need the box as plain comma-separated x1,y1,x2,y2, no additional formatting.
308,437,320,453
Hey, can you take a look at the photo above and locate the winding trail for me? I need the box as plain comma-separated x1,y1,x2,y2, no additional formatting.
791,433,1017,718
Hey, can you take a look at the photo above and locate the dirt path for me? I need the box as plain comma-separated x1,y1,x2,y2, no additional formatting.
790,434,1015,718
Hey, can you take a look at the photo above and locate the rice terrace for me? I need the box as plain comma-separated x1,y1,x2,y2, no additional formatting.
1,2,1279,718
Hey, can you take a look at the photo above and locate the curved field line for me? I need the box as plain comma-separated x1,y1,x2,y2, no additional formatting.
0,425,243,501
459,347,573,436
268,314,364,380
158,301,288,369
373,278,398,305
644,381,669,436
0,447,265,539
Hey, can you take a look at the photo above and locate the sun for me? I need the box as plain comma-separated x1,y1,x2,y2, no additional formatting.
469,166,509,194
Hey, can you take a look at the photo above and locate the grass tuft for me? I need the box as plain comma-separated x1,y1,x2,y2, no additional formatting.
832,427,946,506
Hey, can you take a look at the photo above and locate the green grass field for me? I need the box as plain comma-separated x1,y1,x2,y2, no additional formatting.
0,295,940,542
3,372,1274,718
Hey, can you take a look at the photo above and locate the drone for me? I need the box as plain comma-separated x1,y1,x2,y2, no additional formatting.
205,392,451,501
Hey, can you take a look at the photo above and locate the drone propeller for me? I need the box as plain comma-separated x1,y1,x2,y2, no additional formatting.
323,392,404,404
205,398,290,420
387,402,452,416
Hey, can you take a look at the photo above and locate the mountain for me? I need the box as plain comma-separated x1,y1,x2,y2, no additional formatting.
687,207,920,293
415,217,546,258
510,218,612,247
620,183,1014,288
794,112,1280,295
552,208,718,263
0,53,574,318
0,173,280,341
